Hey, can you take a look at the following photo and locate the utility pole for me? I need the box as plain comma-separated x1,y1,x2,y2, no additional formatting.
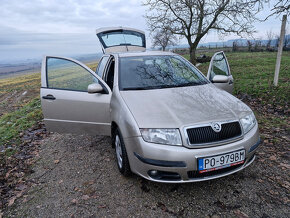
274,15,287,86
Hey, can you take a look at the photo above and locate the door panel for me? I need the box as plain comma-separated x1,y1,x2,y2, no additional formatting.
207,51,234,93
41,56,112,136
96,55,110,78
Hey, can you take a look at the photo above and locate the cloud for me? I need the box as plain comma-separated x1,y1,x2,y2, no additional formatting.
0,0,287,62
0,0,146,33
0,0,148,62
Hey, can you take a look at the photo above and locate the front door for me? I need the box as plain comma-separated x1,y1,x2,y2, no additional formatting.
207,51,234,94
40,56,112,136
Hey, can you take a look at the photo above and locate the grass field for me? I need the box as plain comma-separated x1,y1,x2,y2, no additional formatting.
0,52,289,150
187,51,290,108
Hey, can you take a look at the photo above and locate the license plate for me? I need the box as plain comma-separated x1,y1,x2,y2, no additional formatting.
198,150,245,173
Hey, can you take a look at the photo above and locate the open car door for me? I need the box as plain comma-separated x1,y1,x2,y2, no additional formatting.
96,27,146,54
40,56,112,136
207,51,234,94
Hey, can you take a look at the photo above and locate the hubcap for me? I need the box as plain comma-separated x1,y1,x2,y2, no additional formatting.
115,134,123,168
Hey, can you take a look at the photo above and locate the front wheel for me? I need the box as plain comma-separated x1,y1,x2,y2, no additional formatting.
113,128,131,176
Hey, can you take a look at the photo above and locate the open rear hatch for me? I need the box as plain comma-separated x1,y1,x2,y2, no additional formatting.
96,27,146,53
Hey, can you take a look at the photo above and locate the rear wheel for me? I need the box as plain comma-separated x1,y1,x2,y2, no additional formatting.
113,128,131,176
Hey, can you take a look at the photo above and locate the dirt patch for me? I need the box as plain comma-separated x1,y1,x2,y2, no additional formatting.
4,127,289,217
0,122,48,211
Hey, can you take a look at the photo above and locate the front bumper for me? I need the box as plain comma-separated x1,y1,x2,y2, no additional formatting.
124,124,260,183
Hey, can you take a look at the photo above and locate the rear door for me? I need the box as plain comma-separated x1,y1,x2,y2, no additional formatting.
96,27,146,53
207,51,234,93
40,56,112,136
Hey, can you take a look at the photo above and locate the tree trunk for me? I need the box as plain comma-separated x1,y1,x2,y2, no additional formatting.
274,15,287,86
189,45,197,65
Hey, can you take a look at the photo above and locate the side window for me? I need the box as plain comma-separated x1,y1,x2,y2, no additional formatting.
47,57,98,92
209,53,229,81
96,56,109,78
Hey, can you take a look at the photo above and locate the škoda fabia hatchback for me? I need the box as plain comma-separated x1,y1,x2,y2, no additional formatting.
41,27,260,183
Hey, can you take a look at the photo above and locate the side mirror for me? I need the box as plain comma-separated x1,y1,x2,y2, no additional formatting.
88,83,103,93
212,75,229,83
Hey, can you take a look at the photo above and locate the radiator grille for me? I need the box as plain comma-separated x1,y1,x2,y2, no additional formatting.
186,121,242,145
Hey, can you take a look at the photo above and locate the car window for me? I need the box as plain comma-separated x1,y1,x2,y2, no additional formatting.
98,30,145,48
119,55,208,90
209,53,229,80
96,56,109,78
47,57,98,91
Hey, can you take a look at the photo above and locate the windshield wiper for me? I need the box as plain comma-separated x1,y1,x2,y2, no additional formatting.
122,82,204,91
171,82,200,88
122,85,171,90
122,87,153,90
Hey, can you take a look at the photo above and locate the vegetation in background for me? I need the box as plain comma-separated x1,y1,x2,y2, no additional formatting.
186,51,290,109
0,73,40,95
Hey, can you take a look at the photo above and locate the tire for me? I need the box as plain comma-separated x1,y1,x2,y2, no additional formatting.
113,128,131,176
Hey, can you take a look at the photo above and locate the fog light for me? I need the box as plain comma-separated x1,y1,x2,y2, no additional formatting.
149,170,158,176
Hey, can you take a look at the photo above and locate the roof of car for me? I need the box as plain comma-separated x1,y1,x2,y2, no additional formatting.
115,50,176,57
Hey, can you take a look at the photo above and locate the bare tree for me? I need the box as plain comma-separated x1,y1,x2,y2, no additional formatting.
247,40,253,51
254,39,262,51
232,40,239,52
151,27,178,51
265,0,290,20
143,0,265,64
275,34,280,48
266,30,274,50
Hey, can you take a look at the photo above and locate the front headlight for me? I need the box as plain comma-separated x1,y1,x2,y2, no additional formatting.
240,112,256,134
140,128,182,146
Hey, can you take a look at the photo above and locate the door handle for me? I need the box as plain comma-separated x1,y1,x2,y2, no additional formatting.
42,94,56,100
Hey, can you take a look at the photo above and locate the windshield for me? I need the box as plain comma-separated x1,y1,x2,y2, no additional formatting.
98,30,145,48
119,55,208,90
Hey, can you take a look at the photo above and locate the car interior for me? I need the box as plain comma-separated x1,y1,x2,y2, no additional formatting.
105,57,115,90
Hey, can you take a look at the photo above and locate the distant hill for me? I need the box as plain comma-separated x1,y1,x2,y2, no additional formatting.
71,53,103,63
0,53,102,79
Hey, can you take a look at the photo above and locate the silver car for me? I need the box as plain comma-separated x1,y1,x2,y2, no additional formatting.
41,27,260,183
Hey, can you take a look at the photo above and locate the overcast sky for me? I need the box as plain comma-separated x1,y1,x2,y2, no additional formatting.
0,0,287,63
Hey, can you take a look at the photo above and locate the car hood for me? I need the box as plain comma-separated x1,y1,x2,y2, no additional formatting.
120,84,252,128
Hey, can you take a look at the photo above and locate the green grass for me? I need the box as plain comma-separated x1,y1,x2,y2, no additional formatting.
0,98,43,146
185,51,290,108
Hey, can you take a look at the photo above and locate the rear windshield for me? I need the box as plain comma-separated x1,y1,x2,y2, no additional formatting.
119,55,208,90
98,30,145,48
